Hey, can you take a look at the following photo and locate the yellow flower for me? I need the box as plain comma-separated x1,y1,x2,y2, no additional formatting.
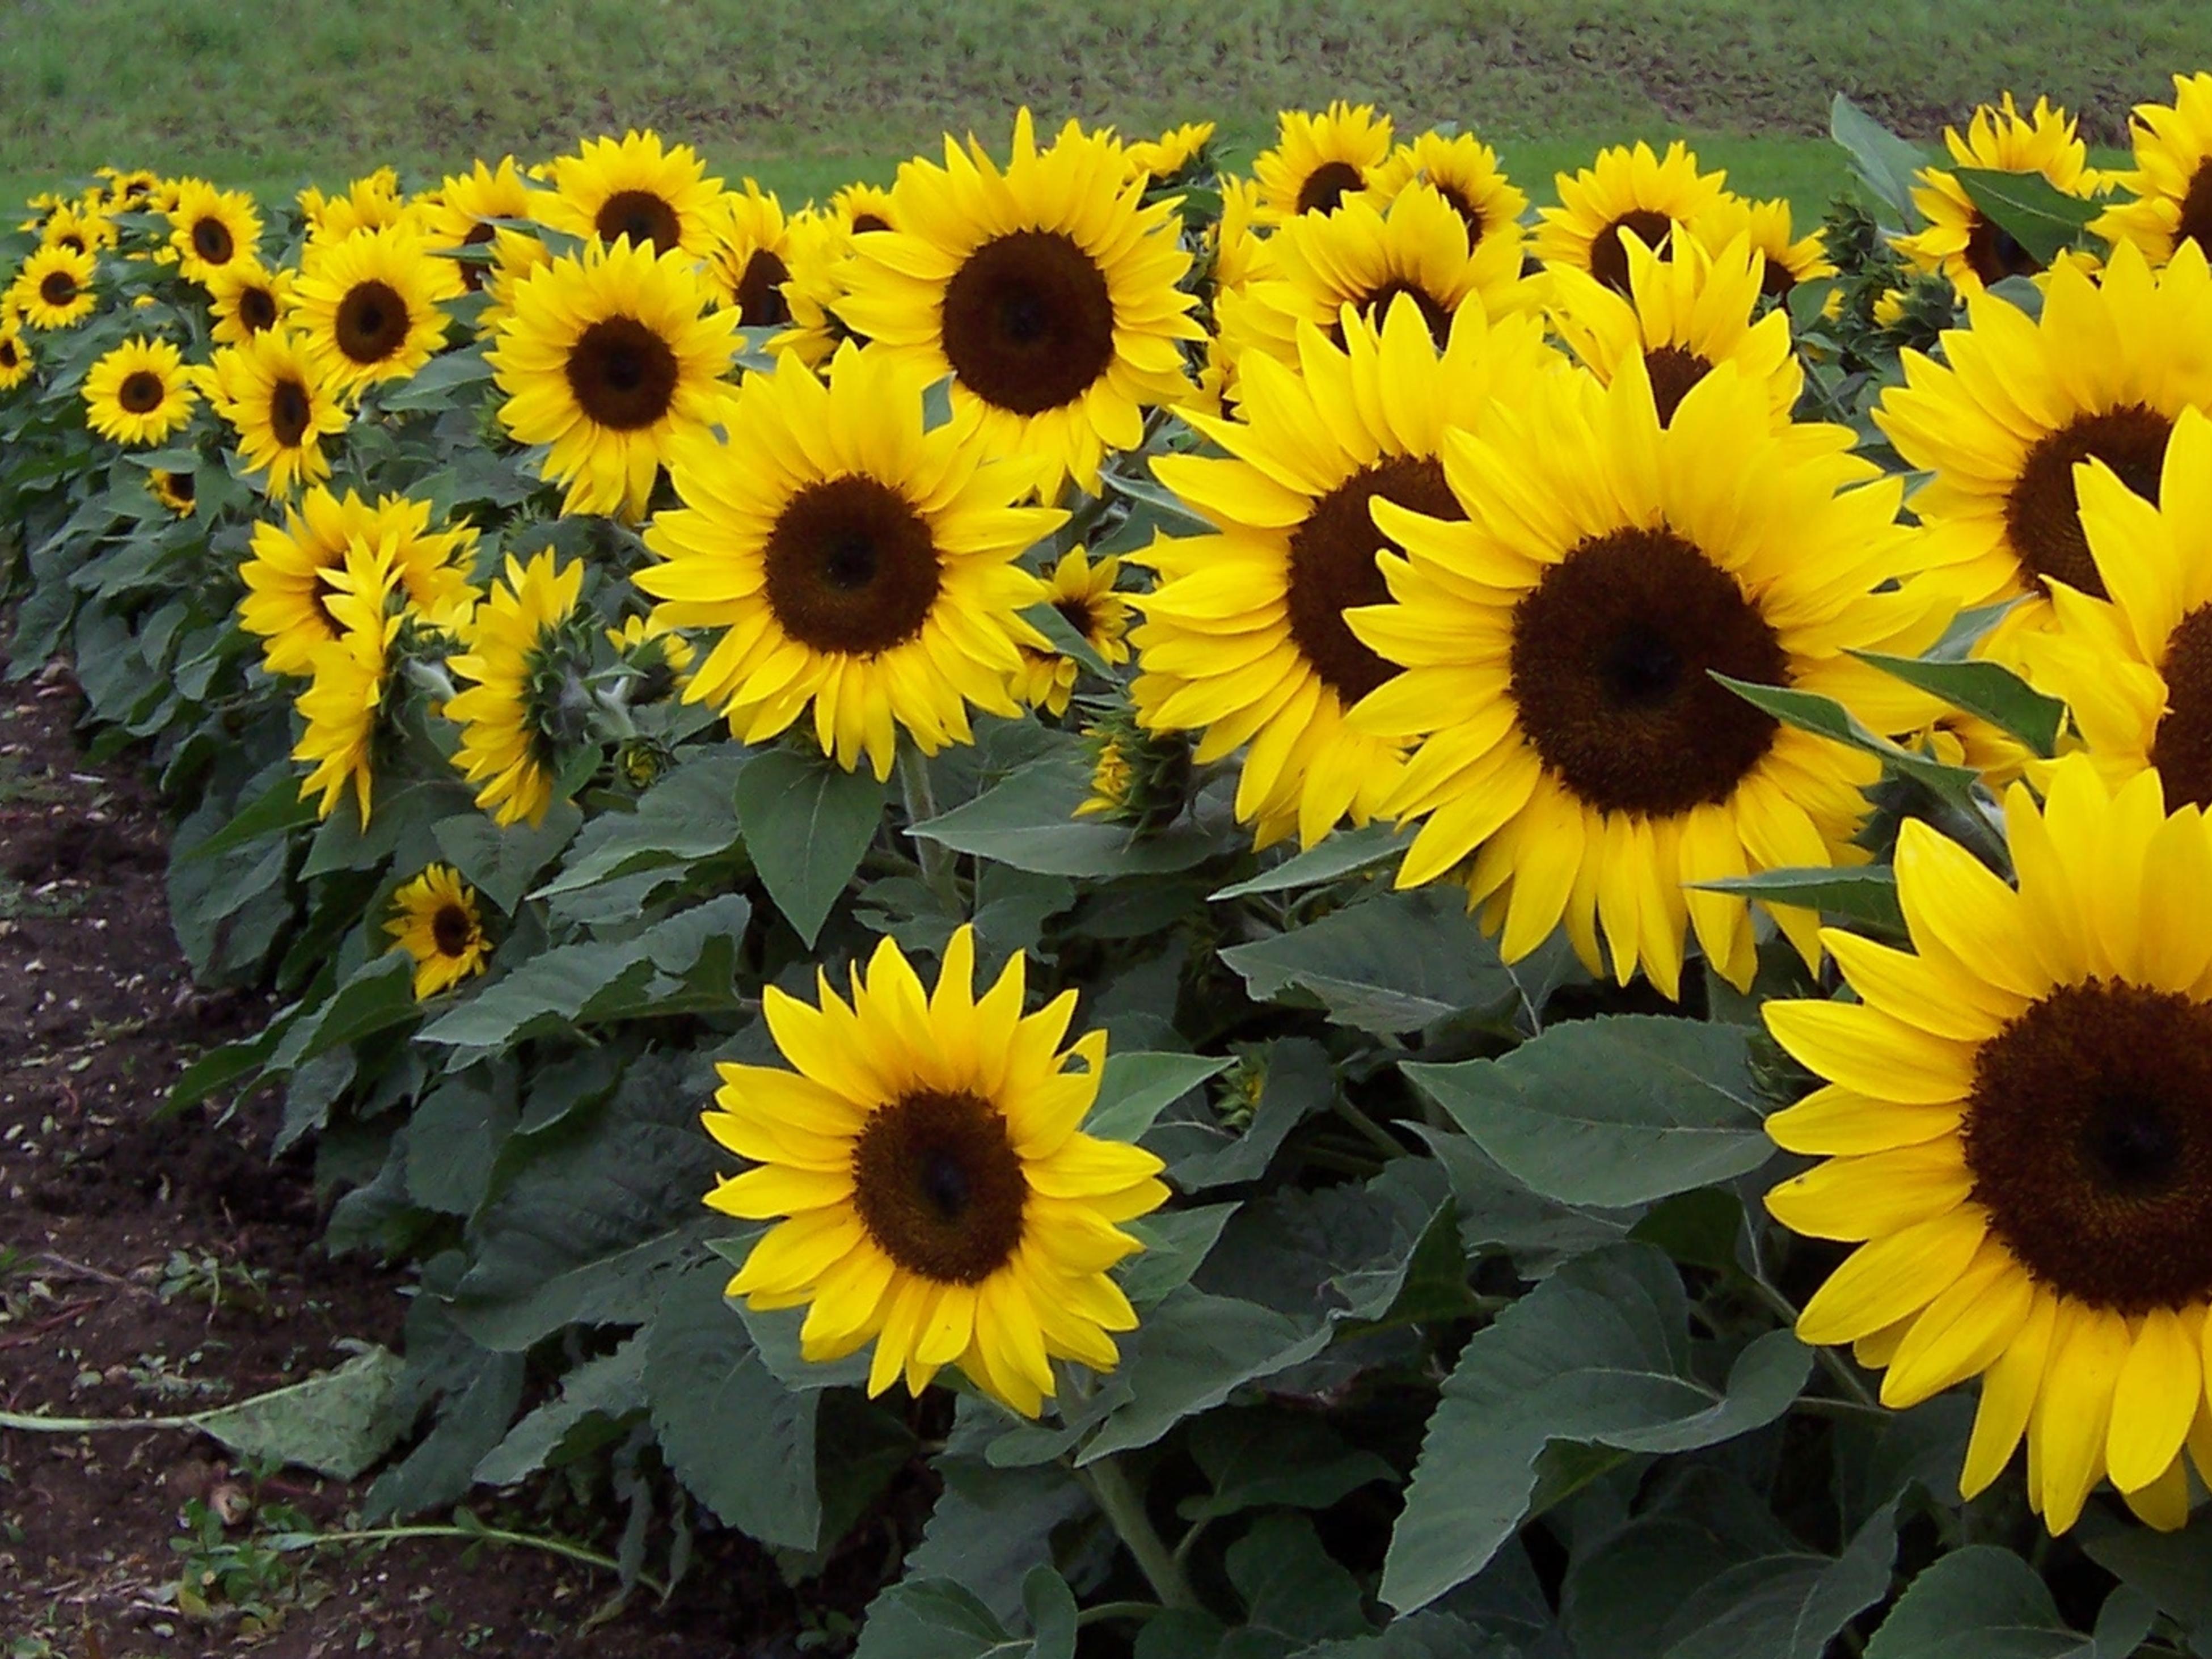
292,225,463,396
205,261,293,346
39,200,115,258
298,169,413,244
384,864,491,999
199,327,349,496
1896,94,2101,297
1362,130,1529,263
165,180,261,282
1010,547,1130,717
148,468,196,516
829,183,898,237
2095,72,2212,265
1534,141,1730,293
11,245,98,330
445,552,588,828
771,208,860,369
292,536,402,825
1251,102,1394,222
1125,121,1216,186
419,157,534,293
0,324,35,392
83,337,199,447
1075,728,1138,821
1690,193,1836,299
533,130,725,258
704,181,796,327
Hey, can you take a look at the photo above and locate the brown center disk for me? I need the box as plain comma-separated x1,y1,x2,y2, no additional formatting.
1966,979,2212,1314
239,285,280,331
1052,593,1097,640
40,271,77,307
458,221,497,291
431,904,475,959
2179,161,2212,260
850,1090,1028,1284
940,230,1116,416
57,234,85,254
2151,604,2212,809
1758,255,1797,302
192,216,235,265
0,340,19,369
1510,527,1788,814
1433,182,1488,248
160,471,194,506
269,377,313,446
734,249,792,328
763,475,943,655
1644,345,1715,427
2003,404,2172,599
1964,210,2044,289
1287,455,1464,704
1296,161,1365,217
564,315,680,430
117,370,166,414
335,279,411,365
1339,279,1453,348
595,190,682,254
850,213,891,235
1588,209,1675,294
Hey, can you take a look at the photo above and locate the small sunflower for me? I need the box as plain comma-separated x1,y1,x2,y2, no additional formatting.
2095,73,2212,265
1691,193,1835,299
1874,239,2212,640
710,925,1166,1418
833,109,1202,497
384,864,491,999
1251,102,1395,222
445,552,590,828
1764,759,2212,1533
0,326,32,392
1191,175,1277,413
292,224,463,396
638,343,1061,781
1011,547,1130,717
474,227,554,340
830,183,899,237
488,235,737,520
1133,293,1559,850
420,157,533,292
83,336,199,446
101,168,161,210
772,208,861,369
293,537,402,825
1363,131,1529,259
298,169,412,244
705,182,797,327
606,612,695,698
1125,121,1217,187
148,468,196,516
1344,358,1948,997
1533,141,1731,294
199,327,349,496
1075,727,1138,821
534,130,724,258
164,180,260,282
40,200,115,257
11,245,98,330
204,260,293,345
1897,94,2100,297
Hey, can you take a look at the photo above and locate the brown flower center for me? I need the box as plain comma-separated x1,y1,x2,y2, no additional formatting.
57,234,85,254
1336,280,1453,348
1433,181,1488,247
335,279,412,365
431,903,475,959
191,215,235,265
156,471,195,509
2151,603,2212,809
117,370,166,414
1510,527,1788,815
733,249,792,328
2003,404,2172,599
1,338,21,369
1964,210,2044,288
565,315,680,430
1289,455,1464,704
1644,345,1715,427
238,284,280,331
851,213,891,235
851,1090,1027,1284
1052,593,1097,641
1295,161,1366,217
1588,209,1675,294
595,190,682,254
269,377,313,446
1966,979,2212,1314
762,475,942,655
1758,254,1797,301
2179,161,2212,260
940,230,1116,416
40,271,77,307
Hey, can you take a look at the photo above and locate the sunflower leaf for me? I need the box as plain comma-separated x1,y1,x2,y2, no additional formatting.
1829,95,1930,230
1711,675,1985,809
1021,597,1112,676
737,745,887,948
1689,866,1906,934
1863,1545,2152,1658
1210,821,1407,900
1951,168,2101,268
1848,651,2066,757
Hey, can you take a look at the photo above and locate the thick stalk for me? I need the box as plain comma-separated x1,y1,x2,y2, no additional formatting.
896,742,961,913
1079,1458,1199,1612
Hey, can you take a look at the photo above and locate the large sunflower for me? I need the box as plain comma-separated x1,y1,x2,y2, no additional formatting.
1251,102,1395,223
199,327,349,496
1363,130,1529,261
2095,72,2212,265
165,180,261,283
239,486,480,676
1896,94,2100,297
445,552,589,828
704,181,797,327
488,235,737,520
1133,293,1559,850
0,325,35,392
83,336,199,447
710,925,1166,1418
420,157,534,292
205,261,293,346
384,864,491,999
638,344,1059,780
11,245,98,330
533,130,724,259
1690,193,1835,299
1010,546,1130,717
1764,759,2212,1533
1533,141,1730,294
292,224,463,396
833,109,1202,498
293,537,401,825
1343,358,1947,997
1873,239,2212,640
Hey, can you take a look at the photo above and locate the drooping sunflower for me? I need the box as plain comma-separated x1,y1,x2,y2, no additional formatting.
0,326,32,392
1544,229,1800,429
204,260,293,345
1690,193,1835,299
533,130,725,258
164,180,261,282
704,182,796,327
1133,293,1560,850
1010,547,1131,717
1343,358,1948,997
420,157,533,292
638,343,1061,780
2095,72,2212,265
199,327,349,496
11,245,98,330
1896,94,2101,297
83,336,199,446
1251,102,1395,222
292,224,463,396
1533,141,1731,294
487,235,737,520
1363,131,1529,260
298,169,413,244
1125,121,1217,188
445,552,591,828
833,109,1202,498
293,537,401,825
239,486,480,676
1874,239,2212,641
1763,759,2212,1533
148,468,195,517
710,925,1166,1418
383,864,491,999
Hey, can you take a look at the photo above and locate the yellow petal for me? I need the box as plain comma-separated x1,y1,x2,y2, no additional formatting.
2107,1306,2202,1493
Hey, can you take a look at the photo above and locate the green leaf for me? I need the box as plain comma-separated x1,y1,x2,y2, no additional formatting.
1865,1546,2148,1658
1830,94,1930,228
1228,1514,1373,1648
1404,1015,1768,1209
1219,889,1521,1033
2082,1525,2212,1656
1210,822,1405,899
1184,1408,1396,1524
1286,1614,1505,1658
1086,1050,1234,1142
912,753,1217,877
165,1022,284,1113
269,953,420,1069
907,1403,1095,1626
187,1345,408,1480
535,751,747,898
1952,168,2101,267
1852,651,2066,757
1022,1567,1080,1659
1118,1203,1240,1308
736,745,886,947
1689,866,1905,933
376,344,495,411
854,1578,1032,1659
1713,676,1983,808
432,801,582,913
1380,1243,1812,1612
1021,598,1111,676
1143,1039,1334,1191
181,770,320,862
1079,1287,1335,1463
474,1332,647,1486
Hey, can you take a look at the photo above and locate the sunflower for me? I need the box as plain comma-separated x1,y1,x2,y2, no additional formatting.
164,180,260,282
199,327,349,496
1365,131,1529,256
1011,547,1131,717
1133,293,1559,850
1873,239,2212,641
239,486,480,676
298,168,412,244
83,337,199,446
710,925,1166,1417
1533,141,1731,294
833,109,1202,497
293,536,402,825
1191,175,1276,413
204,260,293,345
1896,94,2100,297
1764,758,2212,1533
1343,357,1948,997
638,343,1060,780
383,864,491,998
488,235,737,520
1544,229,1800,429
11,245,98,330
1690,193,1835,299
772,208,861,369
0,326,31,392
292,224,462,396
1075,728,1138,821
605,611,695,697
473,227,554,340
40,199,115,257
420,157,533,292
101,168,161,210
148,468,196,516
1216,180,1531,372
830,183,899,237
2096,73,2212,266
444,552,590,828
1251,102,1395,222
533,130,724,258
704,182,796,327
1125,121,1216,187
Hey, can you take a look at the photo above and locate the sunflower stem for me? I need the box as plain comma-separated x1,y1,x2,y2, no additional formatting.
896,744,961,914
1079,1457,1199,1612
1745,1274,1880,1409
